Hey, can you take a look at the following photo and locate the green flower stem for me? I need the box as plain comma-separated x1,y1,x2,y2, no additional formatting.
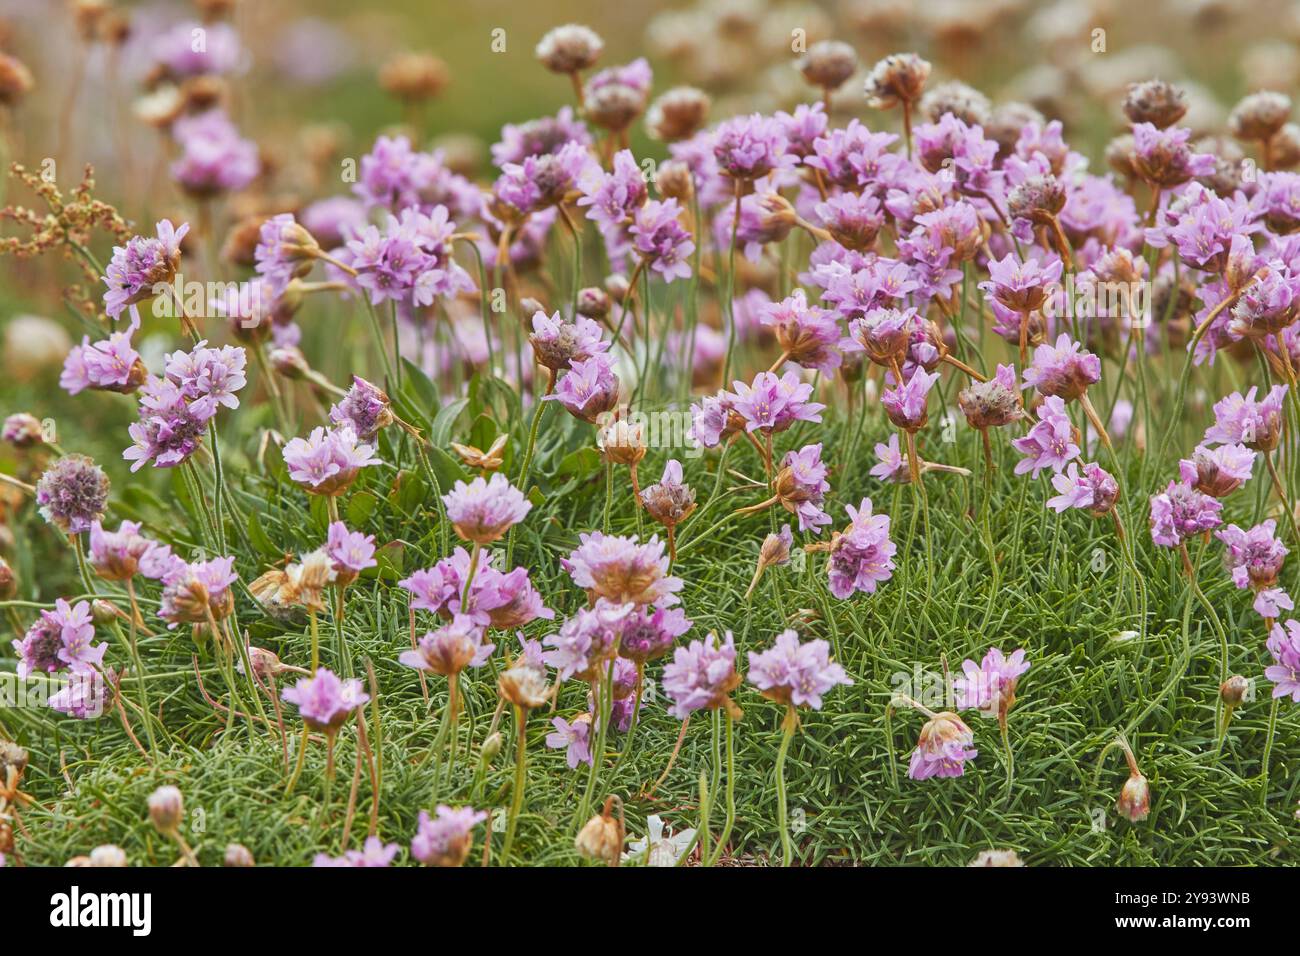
706,710,736,867
500,704,528,865
775,705,798,867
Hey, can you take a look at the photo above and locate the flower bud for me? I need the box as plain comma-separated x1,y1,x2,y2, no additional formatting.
645,87,710,142
1229,90,1291,142
1221,675,1250,707
91,599,122,627
968,848,1025,867
480,731,503,762
2,412,44,448
1116,772,1150,822
378,52,449,103
88,844,128,867
654,159,694,202
535,24,604,75
224,843,255,867
270,345,311,380
798,40,858,94
576,286,611,320
147,785,184,833
598,418,646,467
863,52,931,109
0,740,28,783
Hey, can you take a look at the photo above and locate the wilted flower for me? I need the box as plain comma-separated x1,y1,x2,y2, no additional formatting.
400,616,491,676
328,377,394,443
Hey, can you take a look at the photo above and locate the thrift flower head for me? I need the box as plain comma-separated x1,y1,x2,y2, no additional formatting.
88,520,153,580
882,368,938,431
1131,122,1216,188
629,198,695,282
761,290,843,375
313,837,400,868
36,454,109,533
283,425,380,496
544,354,620,423
1011,396,1080,477
61,329,146,396
1024,334,1101,401
827,498,897,598
731,369,825,434
1203,385,1288,452
870,433,910,483
400,616,492,676
954,648,1030,719
158,556,238,626
1179,443,1255,497
908,711,977,780
640,459,696,529
1045,462,1120,516
565,532,683,607
281,667,370,732
662,631,742,719
617,604,692,663
12,598,100,679
1217,520,1288,590
48,670,107,720
1149,480,1224,548
328,377,393,442
529,311,609,373
411,806,487,867
980,253,1062,314
170,110,259,197
1266,620,1300,701
747,629,852,709
958,364,1023,429
443,473,532,545
102,220,188,319
542,600,628,682
712,113,792,181
325,521,377,585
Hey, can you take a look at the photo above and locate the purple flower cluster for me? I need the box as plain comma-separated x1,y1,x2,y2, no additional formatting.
747,629,852,710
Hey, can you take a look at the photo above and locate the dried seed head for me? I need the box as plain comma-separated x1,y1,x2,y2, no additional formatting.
535,24,604,74
270,345,311,380
147,785,184,833
0,52,33,106
1104,133,1138,179
985,101,1046,159
1193,135,1247,195
1229,90,1292,142
958,378,1023,430
863,52,931,109
73,0,110,42
0,557,14,601
641,478,697,529
379,52,449,103
1123,79,1188,129
654,159,695,202
584,82,645,132
0,740,28,782
249,569,299,621
598,418,647,467
1220,675,1250,707
498,665,550,710
285,548,337,611
221,215,265,269
646,86,711,142
224,843,255,867
181,74,229,113
1006,174,1066,226
133,85,186,128
450,434,508,473
1269,123,1300,169
920,80,992,127
1116,773,1151,822
798,40,858,93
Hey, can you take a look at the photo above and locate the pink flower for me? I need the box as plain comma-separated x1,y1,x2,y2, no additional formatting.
1149,480,1224,548
564,532,683,607
1266,619,1300,701
827,498,896,598
731,369,826,434
1011,396,1080,477
443,474,532,545
546,715,593,769
746,629,852,710
908,712,977,780
326,521,377,584
1023,334,1101,401
283,425,381,495
281,667,369,732
1045,462,1119,516
882,368,938,431
953,648,1030,718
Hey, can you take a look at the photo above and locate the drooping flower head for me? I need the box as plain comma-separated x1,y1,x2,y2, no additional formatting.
1179,444,1255,498
281,667,370,732
35,454,109,534
773,443,832,532
639,459,697,530
61,328,147,396
908,711,977,780
747,629,852,710
760,290,843,375
400,616,492,677
158,556,238,626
